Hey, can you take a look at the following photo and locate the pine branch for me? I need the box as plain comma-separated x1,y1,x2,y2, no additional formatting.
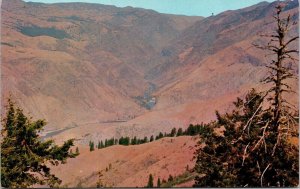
261,163,271,187
242,143,250,166
251,121,269,153
243,101,263,135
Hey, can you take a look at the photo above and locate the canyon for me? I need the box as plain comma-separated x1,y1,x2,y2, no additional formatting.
1,0,298,187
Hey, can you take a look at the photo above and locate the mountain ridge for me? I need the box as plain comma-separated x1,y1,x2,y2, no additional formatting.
1,1,298,187
1,0,298,142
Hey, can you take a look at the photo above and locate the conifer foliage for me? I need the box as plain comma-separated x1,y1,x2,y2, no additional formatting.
89,141,95,151
1,99,79,188
194,3,299,187
146,174,154,188
157,177,161,188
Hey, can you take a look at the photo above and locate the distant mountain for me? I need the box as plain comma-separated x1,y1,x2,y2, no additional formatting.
1,0,298,187
1,0,202,131
147,0,299,83
146,0,298,118
1,0,298,142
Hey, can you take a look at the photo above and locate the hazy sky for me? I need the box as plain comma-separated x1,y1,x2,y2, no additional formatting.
23,0,275,17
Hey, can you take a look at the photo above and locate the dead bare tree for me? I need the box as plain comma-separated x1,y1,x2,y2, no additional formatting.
248,3,299,186
253,3,299,151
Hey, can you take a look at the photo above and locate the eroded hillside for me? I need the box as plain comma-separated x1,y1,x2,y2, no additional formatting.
1,0,298,145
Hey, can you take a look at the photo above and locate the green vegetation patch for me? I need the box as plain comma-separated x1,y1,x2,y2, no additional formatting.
19,25,70,39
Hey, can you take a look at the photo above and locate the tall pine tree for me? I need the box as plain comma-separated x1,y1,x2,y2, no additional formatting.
1,99,79,188
194,3,299,187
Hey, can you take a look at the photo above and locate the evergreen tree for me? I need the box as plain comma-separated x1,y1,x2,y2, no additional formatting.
157,178,161,188
76,147,79,154
143,136,148,143
186,124,196,136
105,139,108,147
119,137,130,145
124,137,130,145
158,132,164,139
90,141,95,151
98,141,101,149
150,135,154,142
119,137,124,145
107,138,114,146
100,141,104,148
194,88,299,186
147,174,154,188
111,138,115,146
170,128,176,137
131,136,137,145
176,128,183,136
1,99,78,188
195,123,207,135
